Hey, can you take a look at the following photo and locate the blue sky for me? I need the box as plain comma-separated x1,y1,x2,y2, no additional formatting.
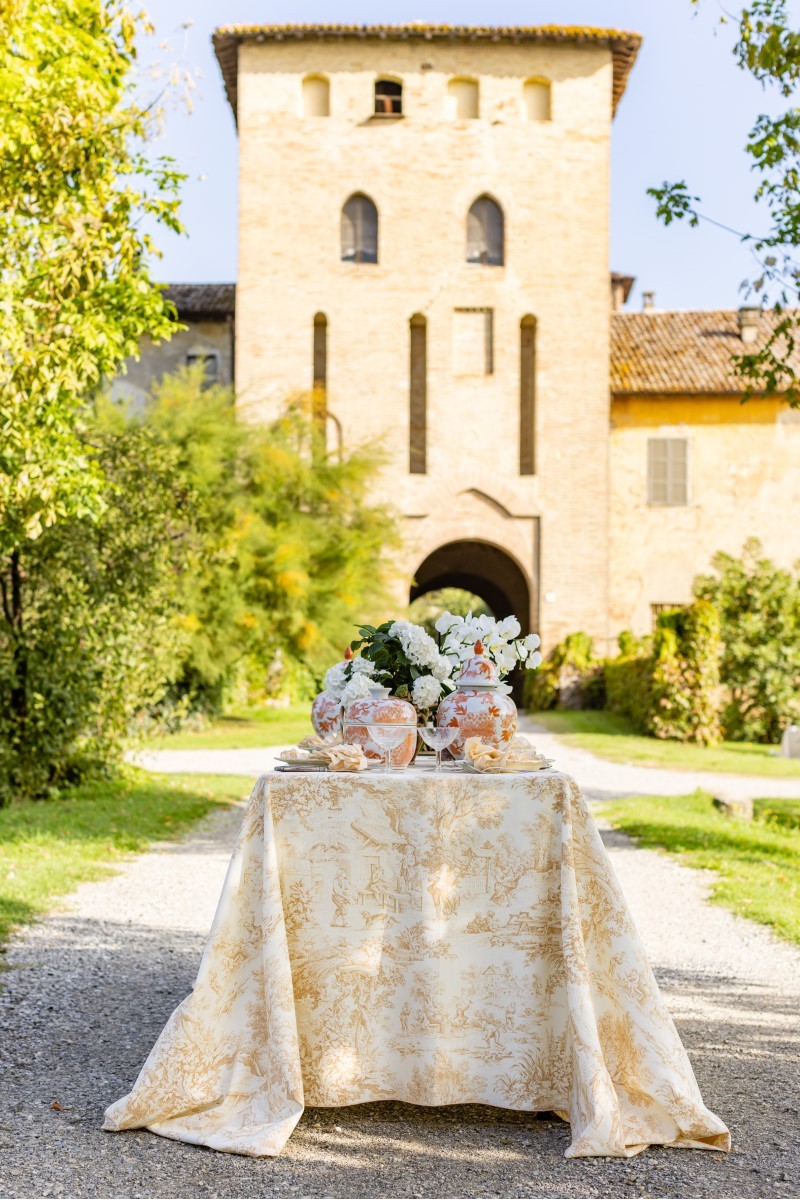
139,1,793,311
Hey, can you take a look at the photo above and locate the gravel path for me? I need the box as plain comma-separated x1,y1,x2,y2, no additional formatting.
2,758,799,1199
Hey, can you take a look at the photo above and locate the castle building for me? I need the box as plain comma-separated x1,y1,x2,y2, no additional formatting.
125,24,800,653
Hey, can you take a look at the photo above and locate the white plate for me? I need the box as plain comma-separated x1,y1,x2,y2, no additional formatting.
276,753,329,767
460,760,554,775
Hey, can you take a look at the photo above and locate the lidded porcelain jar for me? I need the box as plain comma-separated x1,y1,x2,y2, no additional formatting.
436,640,517,758
344,685,418,766
310,647,351,737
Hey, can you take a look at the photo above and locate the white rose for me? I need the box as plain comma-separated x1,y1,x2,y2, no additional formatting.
411,674,443,711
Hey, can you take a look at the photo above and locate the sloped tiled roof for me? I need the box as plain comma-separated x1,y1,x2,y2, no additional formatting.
611,309,800,394
163,284,235,319
213,24,641,122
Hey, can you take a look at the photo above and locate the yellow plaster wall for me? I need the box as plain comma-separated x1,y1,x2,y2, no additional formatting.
609,393,800,637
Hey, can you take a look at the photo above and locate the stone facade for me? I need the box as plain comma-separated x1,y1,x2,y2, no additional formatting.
219,26,642,652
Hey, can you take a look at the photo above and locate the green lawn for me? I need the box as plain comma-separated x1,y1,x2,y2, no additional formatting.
531,709,800,778
0,770,250,947
149,704,314,750
602,791,800,945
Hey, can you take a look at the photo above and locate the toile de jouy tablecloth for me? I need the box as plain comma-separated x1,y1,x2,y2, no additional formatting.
103,768,730,1159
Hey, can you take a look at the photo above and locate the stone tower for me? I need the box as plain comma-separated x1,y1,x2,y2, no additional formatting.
213,24,641,651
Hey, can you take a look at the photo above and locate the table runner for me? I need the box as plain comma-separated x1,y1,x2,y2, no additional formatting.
103,769,730,1158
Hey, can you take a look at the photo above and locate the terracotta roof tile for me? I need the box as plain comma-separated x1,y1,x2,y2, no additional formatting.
611,309,800,394
212,24,641,122
163,283,235,319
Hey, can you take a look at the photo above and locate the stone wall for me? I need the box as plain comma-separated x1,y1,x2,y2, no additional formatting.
235,37,615,652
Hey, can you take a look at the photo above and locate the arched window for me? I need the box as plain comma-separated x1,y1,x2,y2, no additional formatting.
447,77,479,119
374,78,403,116
341,193,378,263
409,314,427,474
519,316,537,475
467,196,504,266
302,74,330,117
523,78,551,121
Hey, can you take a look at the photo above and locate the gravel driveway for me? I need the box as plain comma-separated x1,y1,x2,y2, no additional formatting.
1,757,799,1198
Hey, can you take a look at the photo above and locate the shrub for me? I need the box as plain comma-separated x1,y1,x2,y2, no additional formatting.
0,423,191,803
604,655,653,733
694,540,800,742
649,601,723,745
524,631,596,711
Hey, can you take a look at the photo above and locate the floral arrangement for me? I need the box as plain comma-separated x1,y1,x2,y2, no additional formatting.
320,612,544,718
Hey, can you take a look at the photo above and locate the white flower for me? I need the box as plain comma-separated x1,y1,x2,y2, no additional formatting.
340,673,373,709
493,643,518,674
350,657,377,676
431,653,453,682
388,620,439,669
522,632,541,654
411,674,443,711
434,611,459,635
496,615,521,640
526,650,543,669
323,661,348,700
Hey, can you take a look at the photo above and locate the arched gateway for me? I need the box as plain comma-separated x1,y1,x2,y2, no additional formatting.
410,540,532,635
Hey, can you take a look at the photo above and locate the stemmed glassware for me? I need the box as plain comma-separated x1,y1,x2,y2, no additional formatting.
368,724,416,772
418,725,458,772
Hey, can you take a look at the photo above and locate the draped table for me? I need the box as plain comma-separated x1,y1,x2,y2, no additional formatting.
103,768,730,1159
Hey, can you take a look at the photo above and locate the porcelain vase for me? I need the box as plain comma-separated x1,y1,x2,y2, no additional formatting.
344,686,418,766
436,640,517,758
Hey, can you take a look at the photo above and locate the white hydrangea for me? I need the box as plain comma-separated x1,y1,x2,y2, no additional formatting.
411,674,443,711
388,620,440,670
431,653,453,682
350,657,377,676
340,672,373,710
323,661,348,700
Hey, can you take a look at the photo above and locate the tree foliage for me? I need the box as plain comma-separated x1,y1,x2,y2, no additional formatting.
649,0,800,401
112,369,399,710
0,0,183,551
694,539,800,740
0,422,191,803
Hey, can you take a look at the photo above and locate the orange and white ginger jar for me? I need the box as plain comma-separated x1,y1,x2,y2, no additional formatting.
344,686,418,766
310,690,342,737
436,640,517,758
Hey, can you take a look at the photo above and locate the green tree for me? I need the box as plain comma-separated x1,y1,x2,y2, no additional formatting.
694,540,800,740
0,0,183,745
649,1,800,401
113,368,399,709
0,421,192,802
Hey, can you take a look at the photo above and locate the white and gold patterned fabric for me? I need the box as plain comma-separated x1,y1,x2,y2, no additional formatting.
103,770,730,1159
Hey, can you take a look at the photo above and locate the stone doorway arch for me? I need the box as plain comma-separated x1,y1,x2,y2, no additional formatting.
410,540,533,635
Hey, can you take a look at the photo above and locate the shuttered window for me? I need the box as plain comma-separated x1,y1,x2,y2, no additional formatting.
409,314,427,474
452,309,493,376
519,316,536,475
647,438,689,505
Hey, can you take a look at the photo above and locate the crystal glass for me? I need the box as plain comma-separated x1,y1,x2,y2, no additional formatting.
418,725,458,772
368,723,416,773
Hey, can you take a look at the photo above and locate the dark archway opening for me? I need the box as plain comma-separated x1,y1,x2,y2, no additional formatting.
410,540,533,700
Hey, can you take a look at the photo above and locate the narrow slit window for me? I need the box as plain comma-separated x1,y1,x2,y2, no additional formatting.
409,314,427,474
467,196,504,266
341,193,378,263
519,315,536,475
374,79,402,116
647,438,689,505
